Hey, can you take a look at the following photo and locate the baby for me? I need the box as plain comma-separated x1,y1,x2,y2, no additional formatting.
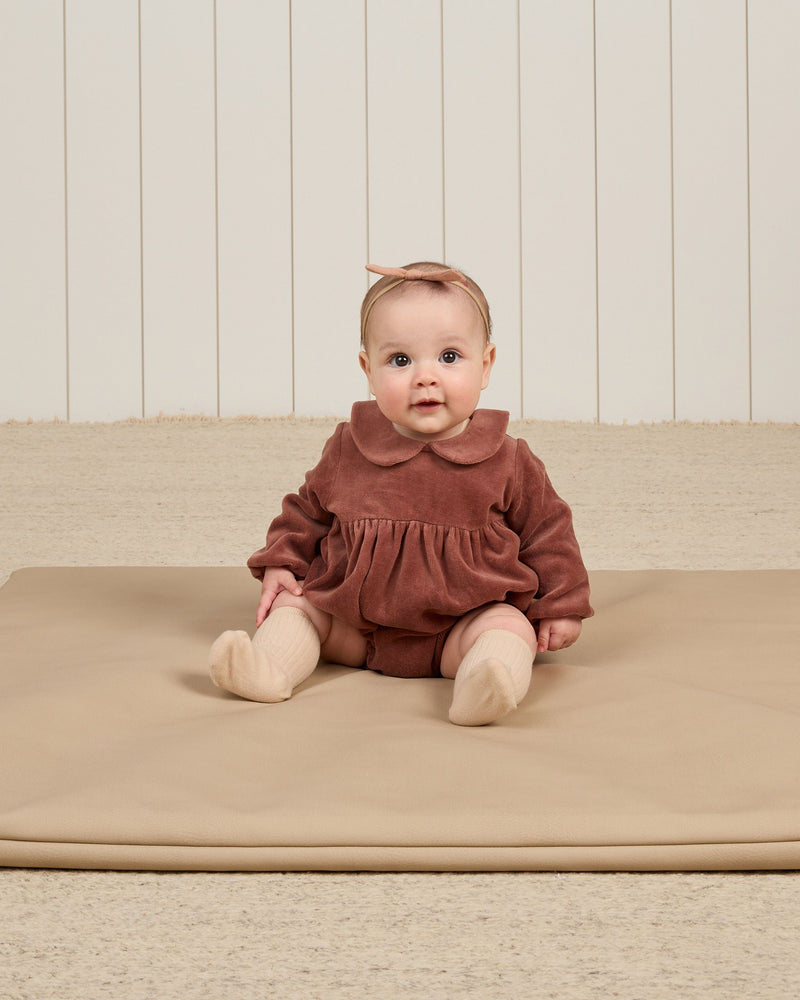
209,262,593,726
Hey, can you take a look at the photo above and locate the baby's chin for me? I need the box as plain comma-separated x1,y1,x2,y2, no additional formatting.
391,412,471,442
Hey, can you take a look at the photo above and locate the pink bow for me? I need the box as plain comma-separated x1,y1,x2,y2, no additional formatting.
366,264,467,286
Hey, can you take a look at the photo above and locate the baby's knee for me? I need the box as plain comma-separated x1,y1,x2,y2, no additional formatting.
271,590,332,642
440,603,536,679
272,589,309,613
272,592,364,665
468,603,536,652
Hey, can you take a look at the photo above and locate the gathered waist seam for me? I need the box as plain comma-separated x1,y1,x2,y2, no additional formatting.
336,515,508,533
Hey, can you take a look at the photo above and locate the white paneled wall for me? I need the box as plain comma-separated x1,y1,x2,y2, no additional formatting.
672,0,751,422
292,0,368,416
443,0,522,415
748,1,800,423
521,1,598,422
1,3,67,419
596,1,674,424
216,0,293,416
1,0,798,423
65,0,142,423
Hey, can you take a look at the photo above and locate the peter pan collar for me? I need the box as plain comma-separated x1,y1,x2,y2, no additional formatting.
348,400,509,467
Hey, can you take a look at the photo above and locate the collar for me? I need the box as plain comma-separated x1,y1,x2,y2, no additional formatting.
348,400,510,467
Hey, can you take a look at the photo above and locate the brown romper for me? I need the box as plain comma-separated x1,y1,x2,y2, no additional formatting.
248,401,593,677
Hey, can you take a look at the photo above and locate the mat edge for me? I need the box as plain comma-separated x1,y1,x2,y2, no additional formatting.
2,841,798,873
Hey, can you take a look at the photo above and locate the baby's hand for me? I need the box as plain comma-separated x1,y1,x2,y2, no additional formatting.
537,616,582,653
256,569,304,627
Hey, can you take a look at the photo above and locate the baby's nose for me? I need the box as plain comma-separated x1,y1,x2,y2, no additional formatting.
415,362,439,385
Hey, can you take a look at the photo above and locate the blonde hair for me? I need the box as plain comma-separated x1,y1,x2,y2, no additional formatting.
360,261,492,348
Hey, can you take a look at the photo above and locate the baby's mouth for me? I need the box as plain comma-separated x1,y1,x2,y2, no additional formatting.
414,399,442,410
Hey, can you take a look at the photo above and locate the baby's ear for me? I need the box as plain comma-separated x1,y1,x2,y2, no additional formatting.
481,344,496,388
359,351,374,392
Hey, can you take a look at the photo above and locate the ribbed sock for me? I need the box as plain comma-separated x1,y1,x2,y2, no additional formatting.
448,629,533,727
209,606,321,703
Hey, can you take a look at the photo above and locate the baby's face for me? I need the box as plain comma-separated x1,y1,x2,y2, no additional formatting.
359,287,495,441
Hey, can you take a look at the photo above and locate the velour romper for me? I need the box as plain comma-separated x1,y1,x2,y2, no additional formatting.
248,401,593,678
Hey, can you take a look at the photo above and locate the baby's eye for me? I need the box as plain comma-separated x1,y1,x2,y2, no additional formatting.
388,353,412,368
440,350,461,365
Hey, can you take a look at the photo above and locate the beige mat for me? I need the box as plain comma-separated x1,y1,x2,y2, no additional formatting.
0,566,798,872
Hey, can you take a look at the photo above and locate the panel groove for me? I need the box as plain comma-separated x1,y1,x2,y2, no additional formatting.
138,0,146,419
440,0,446,263
744,0,753,421
668,0,676,421
515,0,523,417
592,0,600,424
363,0,370,276
62,0,70,421
289,0,296,414
212,0,220,418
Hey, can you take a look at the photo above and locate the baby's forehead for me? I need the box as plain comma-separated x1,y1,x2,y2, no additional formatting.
370,281,483,330
378,276,457,303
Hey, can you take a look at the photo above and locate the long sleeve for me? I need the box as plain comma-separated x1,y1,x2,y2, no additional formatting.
506,440,593,622
247,424,344,581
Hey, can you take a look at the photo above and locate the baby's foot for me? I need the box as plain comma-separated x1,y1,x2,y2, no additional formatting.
208,630,293,703
448,658,517,727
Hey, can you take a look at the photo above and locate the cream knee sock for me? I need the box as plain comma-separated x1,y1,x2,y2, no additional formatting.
209,606,321,703
448,629,533,727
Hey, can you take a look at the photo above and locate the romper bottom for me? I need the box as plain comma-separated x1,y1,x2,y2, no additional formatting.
364,626,452,678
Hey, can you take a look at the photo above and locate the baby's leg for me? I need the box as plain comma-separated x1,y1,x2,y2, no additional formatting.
209,593,366,703
441,604,536,726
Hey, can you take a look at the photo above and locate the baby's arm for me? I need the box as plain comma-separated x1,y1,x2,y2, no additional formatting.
537,616,582,653
256,568,304,628
507,441,593,624
248,424,345,626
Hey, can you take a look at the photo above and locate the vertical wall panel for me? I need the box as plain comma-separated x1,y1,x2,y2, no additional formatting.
748,0,800,423
216,0,293,416
65,0,143,422
291,0,368,415
443,0,521,418
672,0,750,421
520,0,597,421
366,0,443,269
140,0,218,417
595,0,674,423
0,2,67,421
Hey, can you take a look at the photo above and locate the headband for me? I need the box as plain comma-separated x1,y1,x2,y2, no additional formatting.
362,264,491,343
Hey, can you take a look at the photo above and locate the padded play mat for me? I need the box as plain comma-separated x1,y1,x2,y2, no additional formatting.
1,567,798,871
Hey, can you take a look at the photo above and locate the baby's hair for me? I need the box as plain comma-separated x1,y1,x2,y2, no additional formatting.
360,261,492,348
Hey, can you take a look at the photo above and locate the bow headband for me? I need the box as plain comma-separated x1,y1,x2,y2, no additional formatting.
361,264,491,343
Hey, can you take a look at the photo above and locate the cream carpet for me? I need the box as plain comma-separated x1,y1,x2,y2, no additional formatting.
1,416,799,997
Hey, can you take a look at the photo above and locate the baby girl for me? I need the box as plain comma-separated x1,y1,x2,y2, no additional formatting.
209,262,592,725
